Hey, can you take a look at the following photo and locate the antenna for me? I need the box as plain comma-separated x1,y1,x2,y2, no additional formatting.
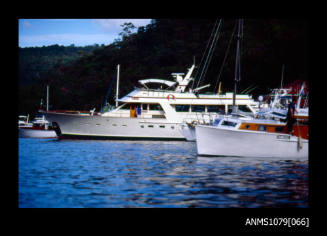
280,64,285,89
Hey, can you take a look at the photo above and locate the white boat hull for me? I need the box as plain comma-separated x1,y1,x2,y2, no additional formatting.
41,112,186,140
19,128,57,138
195,125,308,159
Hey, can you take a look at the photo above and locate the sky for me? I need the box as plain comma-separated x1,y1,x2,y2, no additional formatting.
18,19,152,48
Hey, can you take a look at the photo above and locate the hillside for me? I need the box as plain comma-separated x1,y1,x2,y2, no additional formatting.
18,19,308,117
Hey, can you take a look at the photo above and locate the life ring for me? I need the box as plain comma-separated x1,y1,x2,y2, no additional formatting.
167,94,175,101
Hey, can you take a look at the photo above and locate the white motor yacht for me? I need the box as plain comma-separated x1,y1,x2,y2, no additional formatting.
40,64,259,140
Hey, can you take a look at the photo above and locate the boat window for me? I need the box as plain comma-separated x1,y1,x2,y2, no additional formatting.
159,125,165,128
142,104,148,110
238,105,252,113
221,121,237,127
191,105,205,112
148,125,154,128
258,125,267,131
275,126,284,132
120,104,130,110
140,125,144,128
149,104,163,111
152,115,166,118
227,106,233,114
175,105,190,112
213,118,221,126
207,105,225,113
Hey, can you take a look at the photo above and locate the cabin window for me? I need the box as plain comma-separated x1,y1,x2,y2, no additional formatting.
120,104,130,110
159,125,165,128
175,105,190,112
148,125,154,128
227,106,234,114
140,125,144,128
258,125,267,131
191,105,205,112
171,126,175,129
152,115,166,118
142,104,148,110
238,105,252,113
221,121,237,127
275,126,284,132
149,104,163,111
207,105,225,113
213,118,221,126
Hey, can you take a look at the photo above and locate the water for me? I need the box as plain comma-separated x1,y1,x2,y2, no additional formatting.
18,138,308,208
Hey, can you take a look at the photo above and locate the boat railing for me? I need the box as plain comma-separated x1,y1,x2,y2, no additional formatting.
183,112,221,125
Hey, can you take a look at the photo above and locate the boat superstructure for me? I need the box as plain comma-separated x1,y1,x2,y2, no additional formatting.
18,115,33,128
41,64,259,140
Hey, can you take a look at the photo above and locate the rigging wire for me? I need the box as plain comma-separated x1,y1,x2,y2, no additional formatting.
214,22,237,92
195,19,222,89
192,19,222,90
191,19,219,90
100,71,116,112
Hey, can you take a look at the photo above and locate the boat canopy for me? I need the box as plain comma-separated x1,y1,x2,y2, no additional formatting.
138,78,177,88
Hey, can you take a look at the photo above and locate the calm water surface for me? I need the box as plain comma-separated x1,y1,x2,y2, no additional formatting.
18,138,308,208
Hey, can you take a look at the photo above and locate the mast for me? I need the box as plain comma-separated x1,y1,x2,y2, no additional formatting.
280,64,285,89
46,85,49,111
116,64,120,107
232,19,243,112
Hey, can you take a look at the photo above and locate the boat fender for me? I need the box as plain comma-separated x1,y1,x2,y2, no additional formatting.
167,94,175,101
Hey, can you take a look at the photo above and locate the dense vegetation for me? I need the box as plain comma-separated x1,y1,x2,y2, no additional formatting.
18,19,307,117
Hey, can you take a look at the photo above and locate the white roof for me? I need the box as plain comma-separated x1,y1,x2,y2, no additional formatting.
138,79,176,88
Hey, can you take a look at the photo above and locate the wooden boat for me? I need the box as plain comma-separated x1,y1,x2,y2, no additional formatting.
195,113,308,158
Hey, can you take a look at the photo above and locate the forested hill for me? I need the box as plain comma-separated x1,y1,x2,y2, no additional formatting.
18,19,307,117
19,44,105,85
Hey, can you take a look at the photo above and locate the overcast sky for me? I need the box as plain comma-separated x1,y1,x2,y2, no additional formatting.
19,19,152,47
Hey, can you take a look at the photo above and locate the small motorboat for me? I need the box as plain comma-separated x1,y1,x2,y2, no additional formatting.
19,115,57,138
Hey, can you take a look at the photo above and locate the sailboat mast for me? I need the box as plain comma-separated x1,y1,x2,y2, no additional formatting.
46,85,49,111
280,64,285,89
116,64,120,107
232,19,243,110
